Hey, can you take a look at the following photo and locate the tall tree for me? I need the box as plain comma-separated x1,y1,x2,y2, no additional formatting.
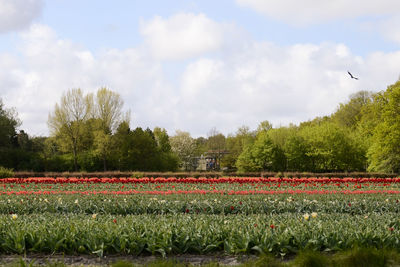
48,88,92,171
367,81,400,172
0,98,20,148
206,127,226,170
92,88,127,171
299,121,365,172
94,87,124,134
154,127,171,153
332,90,373,129
170,130,196,171
236,131,285,172
257,120,273,133
221,126,255,170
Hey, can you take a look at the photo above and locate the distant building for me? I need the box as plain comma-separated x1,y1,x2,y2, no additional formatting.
195,150,229,171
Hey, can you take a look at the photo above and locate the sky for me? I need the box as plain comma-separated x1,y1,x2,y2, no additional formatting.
1,0,400,137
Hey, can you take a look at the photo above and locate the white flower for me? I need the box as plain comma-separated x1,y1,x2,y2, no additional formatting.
311,212,318,218
11,214,18,220
303,213,310,220
92,214,97,219
74,199,79,204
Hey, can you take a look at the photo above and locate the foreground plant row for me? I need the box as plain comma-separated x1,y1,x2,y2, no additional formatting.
2,213,400,257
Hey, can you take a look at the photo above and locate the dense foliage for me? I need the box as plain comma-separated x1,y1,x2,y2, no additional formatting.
2,80,400,173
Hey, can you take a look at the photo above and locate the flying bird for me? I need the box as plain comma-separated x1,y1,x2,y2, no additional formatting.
347,71,359,80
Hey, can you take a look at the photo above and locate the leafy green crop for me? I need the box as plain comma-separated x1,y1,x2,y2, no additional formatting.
0,213,400,256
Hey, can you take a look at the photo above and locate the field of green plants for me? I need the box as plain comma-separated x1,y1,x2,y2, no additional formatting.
1,176,400,262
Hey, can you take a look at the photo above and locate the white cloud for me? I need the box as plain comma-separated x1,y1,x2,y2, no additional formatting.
0,0,43,33
175,41,400,135
1,24,175,136
139,13,239,60
2,20,400,138
236,0,400,26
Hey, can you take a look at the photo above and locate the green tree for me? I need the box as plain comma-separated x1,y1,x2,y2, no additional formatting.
236,146,259,172
128,127,159,171
154,127,171,153
93,88,127,171
257,120,273,133
299,121,365,172
113,121,132,170
222,126,255,170
0,98,20,148
48,88,92,171
284,135,312,171
236,131,285,172
153,127,179,171
332,91,373,129
170,130,196,171
367,81,400,172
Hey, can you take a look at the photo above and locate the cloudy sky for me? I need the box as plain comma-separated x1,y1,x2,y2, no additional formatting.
1,0,400,137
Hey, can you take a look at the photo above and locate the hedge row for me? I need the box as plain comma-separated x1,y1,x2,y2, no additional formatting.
11,171,399,178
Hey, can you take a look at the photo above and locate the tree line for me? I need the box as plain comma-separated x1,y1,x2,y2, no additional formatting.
1,81,400,173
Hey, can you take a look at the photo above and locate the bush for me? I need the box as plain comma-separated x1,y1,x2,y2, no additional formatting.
0,166,14,178
132,172,145,178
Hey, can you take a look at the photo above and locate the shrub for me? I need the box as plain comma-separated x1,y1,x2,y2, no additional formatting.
0,166,14,178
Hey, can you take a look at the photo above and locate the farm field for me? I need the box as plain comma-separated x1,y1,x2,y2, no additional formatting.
2,176,400,265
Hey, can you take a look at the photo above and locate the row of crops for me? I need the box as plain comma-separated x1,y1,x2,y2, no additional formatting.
1,176,400,257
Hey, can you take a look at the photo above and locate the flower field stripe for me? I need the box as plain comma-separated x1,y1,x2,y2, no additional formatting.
2,177,400,184
2,175,400,256
2,189,400,195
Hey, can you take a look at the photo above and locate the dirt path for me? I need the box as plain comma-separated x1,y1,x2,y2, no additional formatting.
0,254,258,266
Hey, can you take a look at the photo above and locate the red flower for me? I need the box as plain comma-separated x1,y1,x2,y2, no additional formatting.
230,206,234,211
239,201,242,205
113,219,117,223
348,203,352,207
185,209,189,213
254,224,258,227
270,224,275,229
389,227,394,232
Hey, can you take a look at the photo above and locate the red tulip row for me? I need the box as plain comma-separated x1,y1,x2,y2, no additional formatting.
1,177,400,184
2,189,400,195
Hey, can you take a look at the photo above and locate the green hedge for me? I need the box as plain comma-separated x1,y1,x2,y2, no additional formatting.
12,171,398,178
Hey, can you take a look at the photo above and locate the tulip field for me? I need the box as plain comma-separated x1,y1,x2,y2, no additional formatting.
2,176,400,258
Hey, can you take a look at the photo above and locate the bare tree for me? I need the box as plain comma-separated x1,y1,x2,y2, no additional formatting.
93,87,128,171
48,88,92,171
94,87,124,134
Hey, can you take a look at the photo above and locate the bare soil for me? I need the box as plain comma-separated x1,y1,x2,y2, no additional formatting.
0,254,258,266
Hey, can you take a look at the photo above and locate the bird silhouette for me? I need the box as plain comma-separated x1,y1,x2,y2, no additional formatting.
347,71,359,80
